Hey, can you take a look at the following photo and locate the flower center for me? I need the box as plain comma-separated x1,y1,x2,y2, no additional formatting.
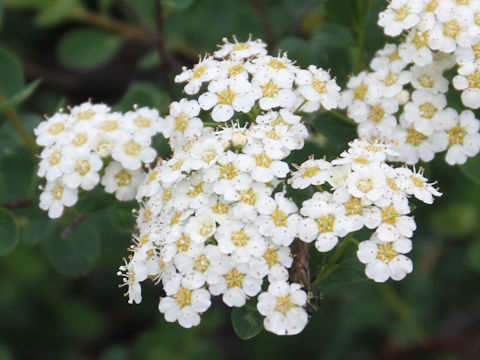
220,163,237,180
199,221,214,237
369,105,385,123
218,89,236,105
101,120,118,132
264,248,279,265
162,188,173,202
425,0,438,12
413,31,428,49
170,212,181,225
134,116,151,128
240,189,257,205
225,269,244,288
193,254,210,272
49,150,62,166
448,126,466,145
384,73,399,87
419,102,437,119
269,59,285,69
411,175,425,188
213,202,230,214
75,159,91,175
418,75,433,88
467,71,480,88
275,295,293,314
193,65,206,78
143,208,152,223
377,243,397,262
475,13,480,27
388,50,401,62
233,43,250,51
395,6,409,21
387,177,398,190
455,0,469,5
48,122,65,135
171,159,184,171
115,170,132,187
316,214,335,233
232,230,249,246
262,82,280,97
353,83,367,100
177,235,191,252
255,153,272,167
77,109,95,120
381,206,398,224
473,43,480,58
175,113,189,131
51,184,64,200
124,141,141,156
72,133,88,146
312,79,327,94
147,170,158,184
228,64,245,76
443,20,460,38
407,128,427,146
271,209,288,227
303,166,319,177
175,287,192,307
357,178,374,193
187,184,203,197
201,148,217,164
345,197,363,215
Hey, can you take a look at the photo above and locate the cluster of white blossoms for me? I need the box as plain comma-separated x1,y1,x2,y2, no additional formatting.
345,0,480,166
118,36,345,336
34,102,162,218
292,139,441,282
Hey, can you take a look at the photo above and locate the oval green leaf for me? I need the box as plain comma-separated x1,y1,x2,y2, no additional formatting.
460,155,480,186
0,208,18,255
56,27,123,70
0,79,41,111
42,218,101,276
231,299,263,339
0,47,24,99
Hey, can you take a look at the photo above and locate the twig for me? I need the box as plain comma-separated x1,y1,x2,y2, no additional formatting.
311,235,353,285
61,215,87,239
291,0,314,36
154,0,175,99
288,238,311,292
2,200,34,210
249,0,278,49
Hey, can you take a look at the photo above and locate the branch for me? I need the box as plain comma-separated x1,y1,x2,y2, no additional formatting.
249,0,278,49
288,238,311,292
61,215,87,239
290,0,314,36
2,200,34,210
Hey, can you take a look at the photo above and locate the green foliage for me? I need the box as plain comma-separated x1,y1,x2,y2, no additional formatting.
460,155,480,185
231,298,264,339
0,47,24,99
0,208,18,255
56,27,123,70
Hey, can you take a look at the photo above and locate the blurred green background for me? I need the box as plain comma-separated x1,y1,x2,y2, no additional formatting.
1,0,480,359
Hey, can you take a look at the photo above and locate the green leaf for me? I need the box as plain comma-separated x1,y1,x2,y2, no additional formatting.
0,0,4,29
326,259,367,285
107,201,136,233
231,298,263,339
116,82,169,112
276,37,315,67
430,203,478,237
0,79,41,111
137,50,160,70
99,0,115,13
467,239,480,272
0,208,18,255
42,218,101,276
163,0,194,11
76,187,116,214
0,47,24,99
460,155,480,186
35,0,84,26
312,23,354,49
56,27,123,70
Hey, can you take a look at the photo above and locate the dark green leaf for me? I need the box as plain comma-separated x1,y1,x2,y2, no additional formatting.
56,27,123,70
430,203,478,237
0,79,41,111
116,82,169,112
0,47,24,99
0,208,18,255
231,298,263,339
42,219,101,276
76,187,116,214
35,0,83,26
467,239,480,272
312,23,354,49
276,37,315,67
163,0,194,11
107,201,136,233
0,0,4,29
460,155,480,186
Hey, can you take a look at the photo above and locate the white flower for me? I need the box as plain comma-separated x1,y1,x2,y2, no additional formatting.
163,99,204,149
399,29,434,66
187,135,225,170
118,260,144,304
395,167,442,204
111,132,156,170
237,146,289,183
257,281,308,336
295,65,341,111
101,161,145,201
70,102,110,121
231,183,274,223
345,165,387,202
175,56,220,95
410,64,449,93
158,281,211,328
445,110,480,165
253,70,296,111
62,152,103,190
357,235,413,282
37,146,69,181
39,179,78,218
289,159,331,189
123,106,163,137
34,113,73,147
184,209,216,243
214,36,267,60
378,0,423,36
376,203,416,242
453,62,480,109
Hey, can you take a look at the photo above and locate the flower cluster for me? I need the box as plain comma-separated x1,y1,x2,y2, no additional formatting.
292,139,441,282
34,102,162,218
118,36,345,336
347,0,480,165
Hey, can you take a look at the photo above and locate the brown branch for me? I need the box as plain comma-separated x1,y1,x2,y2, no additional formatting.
154,0,175,99
291,0,314,37
249,0,279,48
2,200,34,210
61,215,87,239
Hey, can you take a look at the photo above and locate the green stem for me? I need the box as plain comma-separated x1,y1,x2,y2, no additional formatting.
312,235,354,285
378,283,426,342
293,99,308,115
203,122,220,127
2,107,38,154
329,109,357,126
